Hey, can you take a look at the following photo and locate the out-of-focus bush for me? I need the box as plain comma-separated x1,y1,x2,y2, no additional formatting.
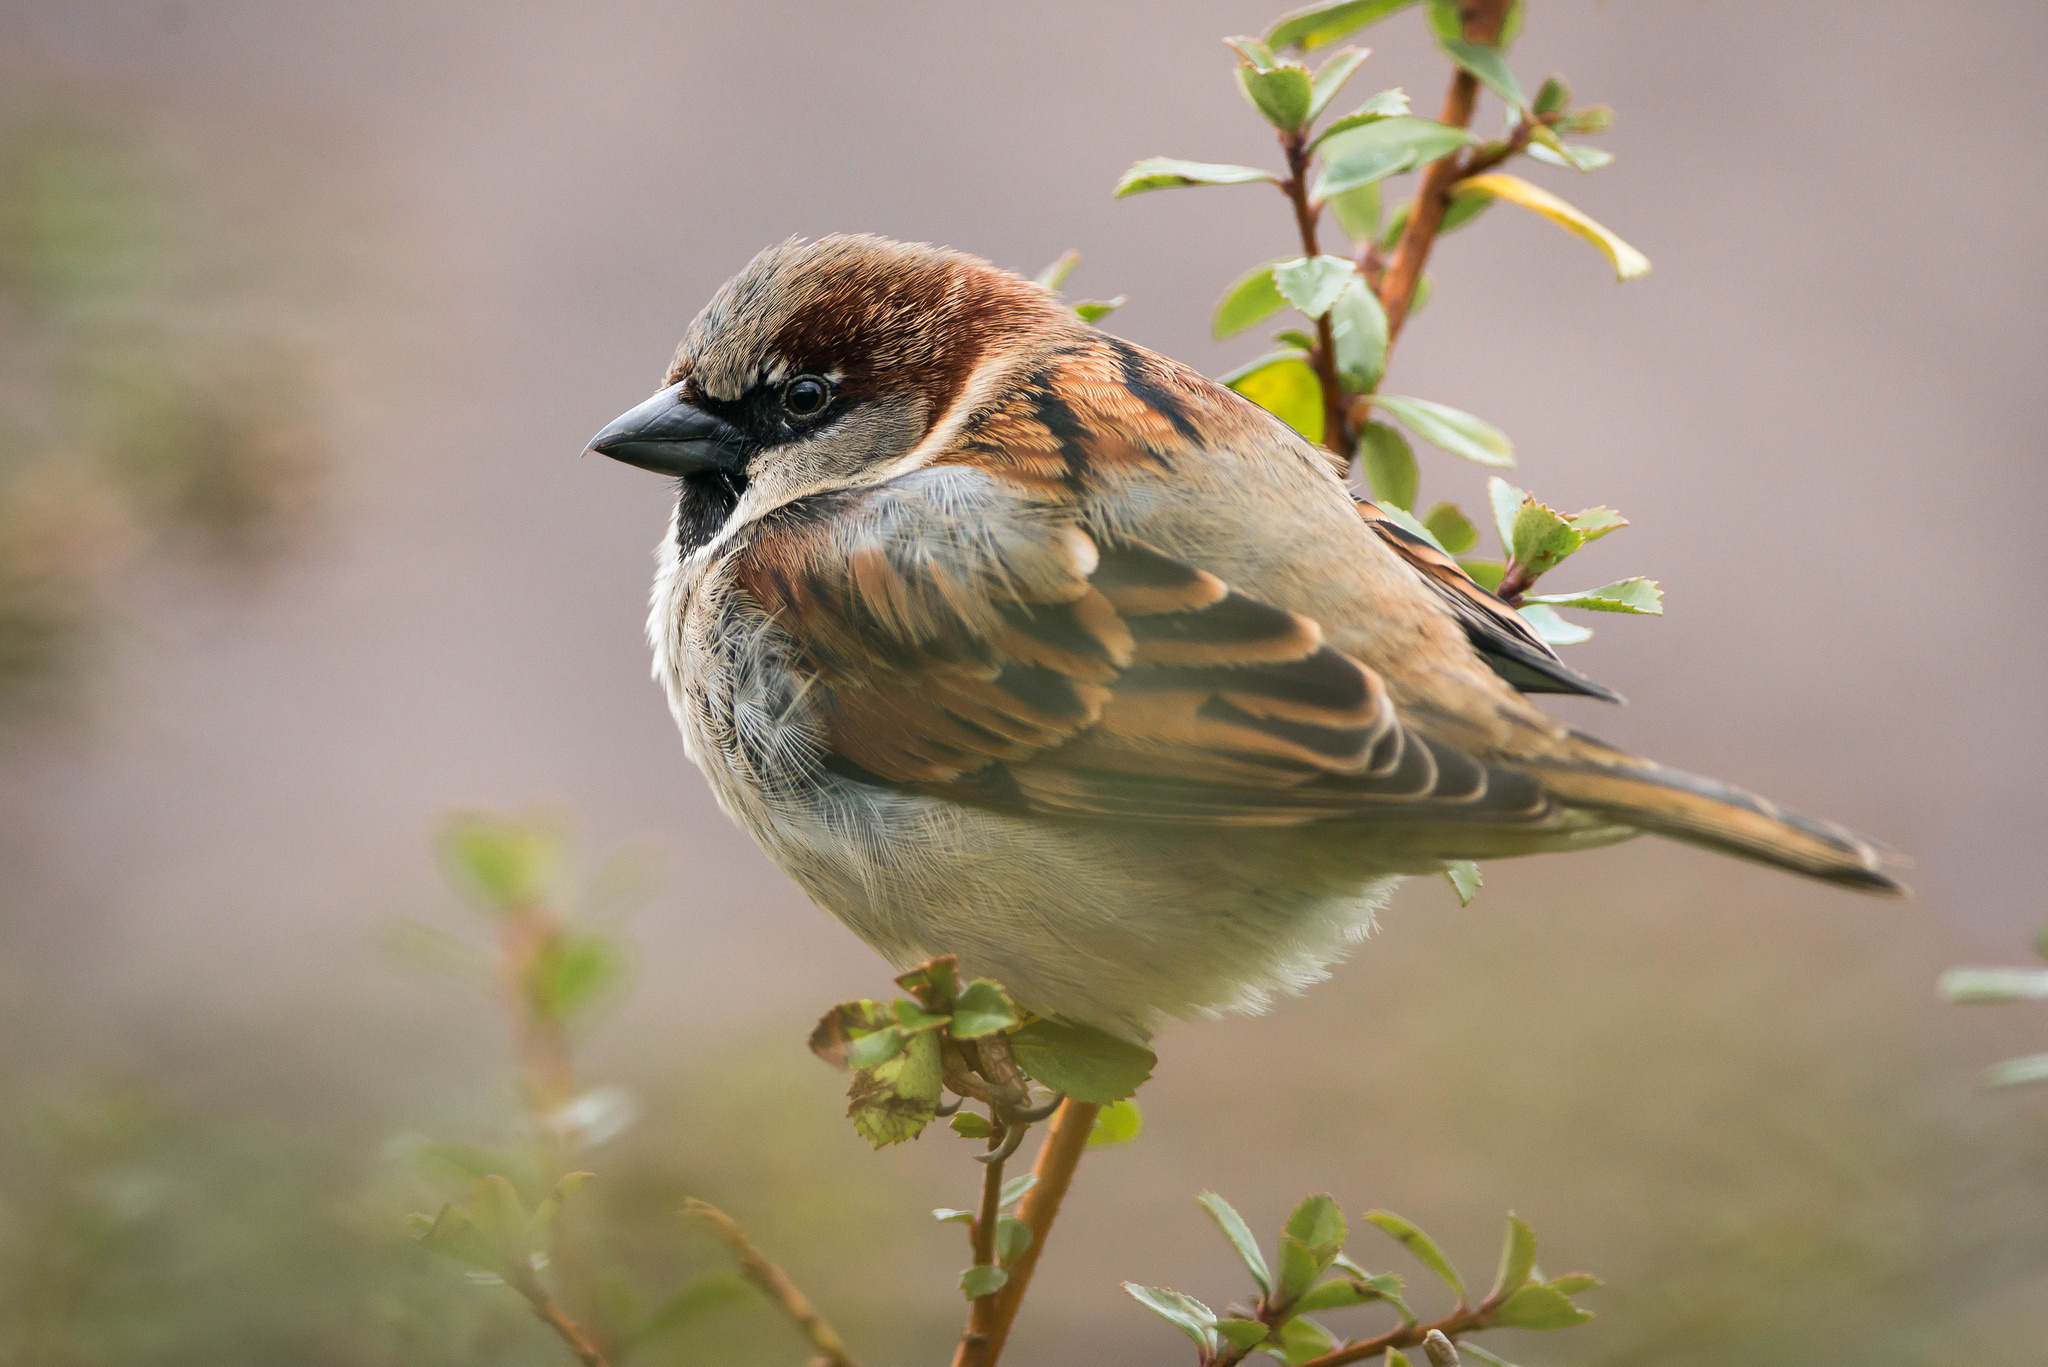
0,96,324,720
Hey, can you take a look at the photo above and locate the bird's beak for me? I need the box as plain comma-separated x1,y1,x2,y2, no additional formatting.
586,381,745,476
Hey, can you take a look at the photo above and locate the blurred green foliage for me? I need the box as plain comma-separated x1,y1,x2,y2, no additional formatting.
0,96,324,720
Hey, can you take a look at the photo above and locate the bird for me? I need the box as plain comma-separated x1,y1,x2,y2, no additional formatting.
587,233,1899,1038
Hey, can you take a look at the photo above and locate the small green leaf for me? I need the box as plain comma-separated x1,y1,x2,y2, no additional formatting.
1266,0,1420,51
1123,1283,1219,1351
933,1207,975,1223
626,1271,754,1349
1458,558,1505,591
1217,1317,1272,1350
846,1027,943,1147
1308,47,1373,122
1509,497,1581,575
1438,38,1526,110
1568,505,1628,541
1444,860,1481,905
1365,1210,1466,1299
1357,422,1418,510
1373,500,1450,555
1422,501,1479,554
1215,264,1288,339
844,1025,908,1071
1520,578,1664,616
950,1111,993,1139
1377,185,1493,251
1000,1174,1040,1209
1271,1315,1339,1365
531,932,624,1023
1294,1272,1405,1311
1526,140,1613,172
1074,297,1126,324
1314,118,1476,199
1388,1352,1413,1367
528,1171,593,1246
891,998,952,1034
1312,88,1413,150
1113,158,1275,198
1458,1344,1525,1367
995,1216,1034,1263
441,814,564,912
808,998,894,1069
414,1203,503,1273
1457,172,1650,279
1088,1098,1143,1147
1485,476,1525,549
1558,105,1614,135
895,956,960,1005
960,1264,1010,1300
1198,1191,1273,1295
1286,1194,1347,1254
1272,255,1358,319
1008,1019,1156,1103
1276,1234,1335,1304
1033,250,1080,292
1222,351,1325,444
1226,35,1280,70
1327,181,1382,242
1546,1273,1602,1295
1516,603,1593,645
1273,329,1320,351
950,980,1022,1037
1372,395,1513,468
1425,0,1462,41
1983,1053,2048,1089
1938,968,2048,1003
1533,76,1570,116
1237,60,1317,131
1328,278,1388,391
1492,1282,1594,1329
1490,1215,1537,1301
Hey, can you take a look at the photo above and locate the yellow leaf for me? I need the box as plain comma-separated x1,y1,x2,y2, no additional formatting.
1458,172,1650,280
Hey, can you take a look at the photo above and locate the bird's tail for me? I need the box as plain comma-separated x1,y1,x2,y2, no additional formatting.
1527,733,1904,894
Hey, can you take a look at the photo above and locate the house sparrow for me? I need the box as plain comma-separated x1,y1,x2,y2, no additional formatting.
589,234,1898,1036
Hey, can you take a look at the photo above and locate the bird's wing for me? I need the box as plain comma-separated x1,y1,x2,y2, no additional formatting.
729,465,1559,828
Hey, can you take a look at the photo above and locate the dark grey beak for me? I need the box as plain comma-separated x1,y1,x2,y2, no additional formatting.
586,381,745,476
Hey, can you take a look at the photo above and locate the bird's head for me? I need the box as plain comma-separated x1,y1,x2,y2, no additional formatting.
586,234,1067,528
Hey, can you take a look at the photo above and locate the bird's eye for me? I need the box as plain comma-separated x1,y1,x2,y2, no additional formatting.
782,375,830,417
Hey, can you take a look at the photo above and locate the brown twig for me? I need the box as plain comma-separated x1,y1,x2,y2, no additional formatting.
953,1098,1101,1367
1275,131,1352,472
953,1114,1011,1361
685,1199,862,1367
505,1270,612,1367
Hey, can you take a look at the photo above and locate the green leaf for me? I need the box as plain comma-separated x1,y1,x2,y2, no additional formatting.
1217,1317,1272,1350
1198,1191,1273,1295
1276,1234,1335,1304
1983,1053,2048,1088
1088,1098,1143,1147
1308,47,1373,122
1365,1210,1466,1300
1459,1344,1524,1367
950,1111,993,1139
995,1215,1034,1263
1516,603,1593,645
933,1207,975,1223
1000,1174,1039,1209
628,1271,754,1349
1373,500,1450,555
1271,1315,1339,1365
1273,328,1320,350
1123,1283,1219,1352
891,998,952,1034
1485,476,1525,549
1490,1215,1537,1301
1033,249,1080,292
531,932,624,1023
1533,76,1570,117
1328,278,1388,391
1410,270,1434,314
1520,578,1664,616
413,1202,504,1273
1492,1282,1594,1329
1939,968,2048,1003
1074,297,1126,324
1422,501,1479,554
1373,395,1513,468
1314,118,1476,200
846,1027,942,1147
1294,1271,1405,1311
1008,1018,1156,1103
1215,264,1288,339
960,1264,1010,1300
1286,1194,1347,1254
527,1171,592,1246
1272,255,1358,319
1333,1258,1414,1317
441,814,564,912
950,980,1022,1037
1444,860,1481,905
1547,1273,1603,1296
1509,497,1581,575
1266,0,1420,51
1425,0,1462,42
1569,505,1628,541
1357,422,1417,510
895,956,960,1005
1526,140,1613,172
1237,61,1317,131
1457,172,1650,279
1458,559,1505,592
1439,38,1526,110
1226,35,1280,70
1327,181,1382,242
1222,351,1325,444
1113,158,1275,198
1558,105,1614,135
808,998,893,1069
844,1024,908,1071
1376,186,1493,250
1311,88,1414,150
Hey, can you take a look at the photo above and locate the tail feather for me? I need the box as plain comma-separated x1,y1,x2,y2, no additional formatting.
1530,735,1903,895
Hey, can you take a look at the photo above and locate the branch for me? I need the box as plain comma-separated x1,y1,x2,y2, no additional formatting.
953,1115,1011,1360
1276,134,1352,471
953,1098,1102,1367
506,1272,612,1367
1374,0,1516,345
685,1199,862,1367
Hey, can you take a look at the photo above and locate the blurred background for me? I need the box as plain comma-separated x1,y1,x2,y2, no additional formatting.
1,1,2044,1363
